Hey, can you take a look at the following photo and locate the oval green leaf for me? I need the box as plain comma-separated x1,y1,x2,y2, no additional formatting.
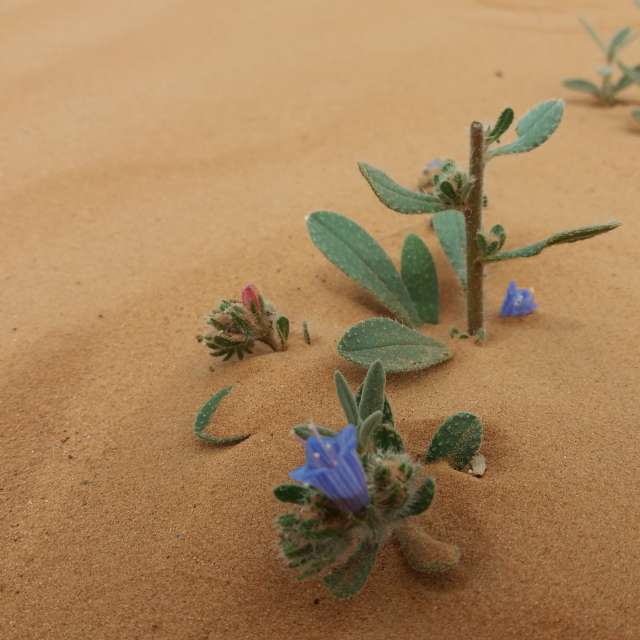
337,317,452,373
425,412,482,470
432,210,467,289
401,233,439,324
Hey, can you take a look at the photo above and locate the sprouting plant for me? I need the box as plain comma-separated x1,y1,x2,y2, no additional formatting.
197,284,289,360
357,99,621,339
274,360,483,598
563,18,639,105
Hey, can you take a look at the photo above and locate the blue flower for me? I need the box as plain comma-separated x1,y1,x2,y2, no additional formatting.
500,281,537,317
290,424,369,514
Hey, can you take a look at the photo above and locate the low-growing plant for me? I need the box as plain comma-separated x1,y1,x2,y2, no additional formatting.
197,284,289,361
563,18,639,106
273,360,483,598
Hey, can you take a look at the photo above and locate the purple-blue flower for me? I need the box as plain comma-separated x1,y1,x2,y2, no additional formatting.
500,281,537,317
290,424,370,513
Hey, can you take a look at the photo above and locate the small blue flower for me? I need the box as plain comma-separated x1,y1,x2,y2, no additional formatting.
500,281,537,317
290,424,369,514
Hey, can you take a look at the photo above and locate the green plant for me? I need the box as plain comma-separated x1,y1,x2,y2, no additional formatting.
274,361,483,598
358,100,620,339
563,18,639,105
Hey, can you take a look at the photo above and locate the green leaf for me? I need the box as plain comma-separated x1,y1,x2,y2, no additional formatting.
193,386,250,446
618,63,640,88
293,424,337,440
274,485,311,505
426,412,482,470
579,17,607,55
432,210,467,288
358,411,383,451
607,26,633,62
358,162,443,214
334,370,360,426
276,316,290,343
489,99,564,158
323,540,378,599
337,317,452,373
480,221,621,262
401,234,439,324
404,477,436,516
357,360,386,421
563,78,601,97
487,107,514,143
306,211,420,326
633,109,640,123
302,320,311,345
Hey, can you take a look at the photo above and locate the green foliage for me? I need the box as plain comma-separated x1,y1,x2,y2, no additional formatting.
476,224,507,258
293,424,337,440
563,19,637,105
337,317,452,373
480,221,621,262
401,234,439,324
274,484,312,505
426,412,482,470
403,477,436,516
354,382,404,453
276,316,289,346
358,162,443,214
488,100,564,158
324,540,379,599
302,320,311,345
432,210,467,288
357,360,386,422
334,370,361,426
306,211,420,326
193,386,250,446
486,107,514,143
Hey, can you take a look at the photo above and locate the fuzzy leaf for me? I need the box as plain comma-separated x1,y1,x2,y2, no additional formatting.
563,78,601,97
579,17,607,55
489,99,564,158
276,316,290,344
274,485,311,505
487,107,514,143
357,360,386,421
307,211,420,326
426,412,482,470
323,540,378,599
607,26,633,62
293,425,337,440
404,477,436,516
337,318,452,373
334,371,360,426
358,162,443,214
432,210,467,288
618,63,640,93
194,386,250,446
401,234,439,324
480,221,621,262
358,411,383,451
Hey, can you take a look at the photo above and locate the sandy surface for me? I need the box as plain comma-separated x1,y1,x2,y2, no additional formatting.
2,1,639,638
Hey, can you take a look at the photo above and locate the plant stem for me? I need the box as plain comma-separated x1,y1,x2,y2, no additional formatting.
465,121,485,336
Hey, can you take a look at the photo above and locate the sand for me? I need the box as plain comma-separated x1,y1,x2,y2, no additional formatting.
1,1,639,638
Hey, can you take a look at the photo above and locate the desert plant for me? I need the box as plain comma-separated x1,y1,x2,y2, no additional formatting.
197,284,289,360
274,361,483,598
563,18,639,105
358,99,620,339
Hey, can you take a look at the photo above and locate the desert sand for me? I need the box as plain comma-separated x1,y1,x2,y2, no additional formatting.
1,1,639,638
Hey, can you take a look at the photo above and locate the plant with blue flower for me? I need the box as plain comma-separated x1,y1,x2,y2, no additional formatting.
306,98,621,372
500,281,537,318
274,360,483,598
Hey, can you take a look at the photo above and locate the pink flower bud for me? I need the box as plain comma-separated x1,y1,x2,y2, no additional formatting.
241,284,263,314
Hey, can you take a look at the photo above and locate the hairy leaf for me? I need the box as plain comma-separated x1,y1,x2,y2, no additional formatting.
358,411,383,451
337,317,452,373
396,524,461,574
426,412,482,470
293,424,337,440
404,477,436,516
358,360,386,421
432,210,467,288
579,17,607,55
194,386,250,446
401,234,439,324
489,99,564,158
480,221,621,262
607,26,633,62
563,78,601,97
358,162,443,214
324,540,378,599
307,211,420,326
274,485,312,505
334,370,360,426
487,107,515,143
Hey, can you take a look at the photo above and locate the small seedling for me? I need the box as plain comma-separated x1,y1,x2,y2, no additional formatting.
193,386,250,446
197,284,289,360
563,18,639,105
274,360,483,598
302,320,311,345
358,99,620,339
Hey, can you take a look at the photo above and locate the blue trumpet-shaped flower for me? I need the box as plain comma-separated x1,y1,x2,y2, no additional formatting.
500,281,537,317
290,424,370,514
